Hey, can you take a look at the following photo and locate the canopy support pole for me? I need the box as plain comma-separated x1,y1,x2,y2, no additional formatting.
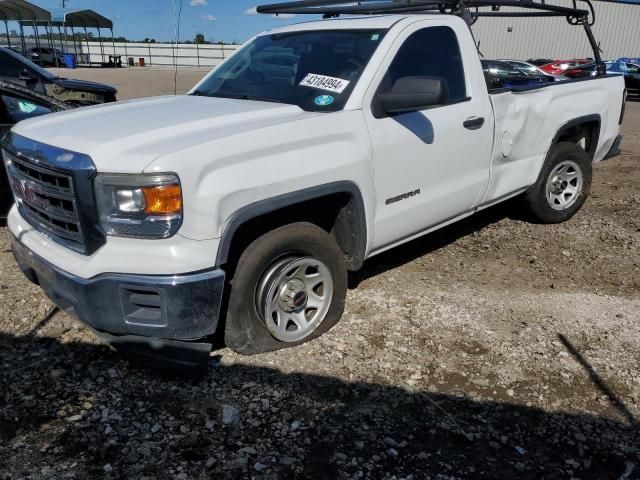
18,16,26,56
33,21,41,55
45,24,55,52
56,25,64,66
83,27,90,65
111,27,116,65
4,21,9,49
97,26,105,64
70,24,79,61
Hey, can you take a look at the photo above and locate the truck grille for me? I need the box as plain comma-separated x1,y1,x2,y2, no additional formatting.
6,152,85,249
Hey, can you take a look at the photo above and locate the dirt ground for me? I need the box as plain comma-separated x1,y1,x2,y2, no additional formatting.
49,67,209,99
0,69,639,479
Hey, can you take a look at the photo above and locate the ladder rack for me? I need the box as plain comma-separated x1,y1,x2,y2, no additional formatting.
257,0,603,72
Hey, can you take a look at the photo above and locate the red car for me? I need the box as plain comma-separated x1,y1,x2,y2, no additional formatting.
538,59,592,76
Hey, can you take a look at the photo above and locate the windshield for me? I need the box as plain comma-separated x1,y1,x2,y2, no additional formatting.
511,62,540,76
193,29,386,112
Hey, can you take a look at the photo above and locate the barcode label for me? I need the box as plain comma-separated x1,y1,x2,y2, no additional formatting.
299,73,350,94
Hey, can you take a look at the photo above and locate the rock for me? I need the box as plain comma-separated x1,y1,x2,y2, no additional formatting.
506,389,515,397
280,456,297,465
254,462,267,472
240,447,257,455
489,441,501,451
124,452,140,464
383,437,398,447
103,464,113,473
354,441,365,449
205,457,217,470
222,405,240,426
387,448,399,457
575,432,587,442
50,368,67,379
151,423,161,434
66,414,83,422
291,420,301,431
515,462,526,472
183,432,199,447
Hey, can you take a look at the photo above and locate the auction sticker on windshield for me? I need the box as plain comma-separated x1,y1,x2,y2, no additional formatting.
300,73,350,94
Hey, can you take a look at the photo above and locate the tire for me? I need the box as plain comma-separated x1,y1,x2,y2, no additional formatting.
523,142,592,224
224,222,347,355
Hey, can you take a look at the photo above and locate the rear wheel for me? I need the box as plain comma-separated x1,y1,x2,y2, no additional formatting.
224,222,347,355
523,142,592,223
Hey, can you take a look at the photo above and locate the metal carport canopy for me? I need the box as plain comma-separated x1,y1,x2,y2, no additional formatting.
47,8,112,29
0,0,51,22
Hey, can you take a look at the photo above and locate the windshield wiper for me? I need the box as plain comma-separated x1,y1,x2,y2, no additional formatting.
192,92,291,105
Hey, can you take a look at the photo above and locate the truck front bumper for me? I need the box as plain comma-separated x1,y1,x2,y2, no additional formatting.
11,234,225,343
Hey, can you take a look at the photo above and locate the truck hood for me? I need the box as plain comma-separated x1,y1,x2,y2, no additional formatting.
12,95,311,172
54,77,118,94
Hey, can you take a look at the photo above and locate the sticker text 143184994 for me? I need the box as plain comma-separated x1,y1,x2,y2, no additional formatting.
299,73,351,94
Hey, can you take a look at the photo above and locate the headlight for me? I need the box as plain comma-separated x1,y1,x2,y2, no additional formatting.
95,173,183,239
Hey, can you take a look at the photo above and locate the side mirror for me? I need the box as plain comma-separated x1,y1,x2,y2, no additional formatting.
378,76,449,115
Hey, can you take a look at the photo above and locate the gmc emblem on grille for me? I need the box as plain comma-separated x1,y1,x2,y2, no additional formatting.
15,178,49,211
24,182,50,210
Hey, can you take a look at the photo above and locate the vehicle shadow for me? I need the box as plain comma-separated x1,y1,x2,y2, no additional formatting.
0,331,637,479
349,201,521,289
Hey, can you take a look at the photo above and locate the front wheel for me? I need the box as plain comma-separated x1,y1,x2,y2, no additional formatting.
523,142,593,224
224,222,347,355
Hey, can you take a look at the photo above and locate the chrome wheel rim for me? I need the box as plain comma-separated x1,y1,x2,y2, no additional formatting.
257,256,333,343
545,160,583,211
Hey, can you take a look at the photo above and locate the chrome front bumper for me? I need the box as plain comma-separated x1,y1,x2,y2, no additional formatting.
11,233,225,341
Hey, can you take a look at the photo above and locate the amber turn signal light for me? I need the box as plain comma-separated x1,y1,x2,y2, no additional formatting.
142,185,182,215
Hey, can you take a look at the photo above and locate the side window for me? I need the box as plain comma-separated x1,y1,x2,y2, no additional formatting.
382,26,467,103
1,96,53,122
0,54,24,77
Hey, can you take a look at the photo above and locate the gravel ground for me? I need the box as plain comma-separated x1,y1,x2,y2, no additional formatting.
0,72,639,479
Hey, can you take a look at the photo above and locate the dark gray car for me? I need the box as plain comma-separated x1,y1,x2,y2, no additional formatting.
0,47,117,105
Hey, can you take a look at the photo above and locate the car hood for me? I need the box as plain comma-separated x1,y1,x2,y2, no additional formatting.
12,95,313,172
54,77,117,94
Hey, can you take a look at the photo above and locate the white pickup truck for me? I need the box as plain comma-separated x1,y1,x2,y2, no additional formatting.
3,1,625,367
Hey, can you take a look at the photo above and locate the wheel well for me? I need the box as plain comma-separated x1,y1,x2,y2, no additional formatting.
218,188,366,274
554,117,600,160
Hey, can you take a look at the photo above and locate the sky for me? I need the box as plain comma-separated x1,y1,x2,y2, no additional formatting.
29,0,640,44
33,0,303,44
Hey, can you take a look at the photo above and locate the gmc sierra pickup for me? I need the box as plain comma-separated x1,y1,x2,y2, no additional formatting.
3,0,625,368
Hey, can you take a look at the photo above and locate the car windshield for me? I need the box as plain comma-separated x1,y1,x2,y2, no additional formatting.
483,61,525,77
509,62,539,75
193,29,387,112
2,47,56,80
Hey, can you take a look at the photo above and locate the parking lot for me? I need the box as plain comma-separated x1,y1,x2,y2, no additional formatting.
0,68,639,479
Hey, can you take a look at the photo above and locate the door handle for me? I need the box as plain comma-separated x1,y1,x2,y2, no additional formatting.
463,116,485,130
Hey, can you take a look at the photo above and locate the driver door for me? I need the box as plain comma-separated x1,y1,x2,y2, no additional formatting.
364,22,493,251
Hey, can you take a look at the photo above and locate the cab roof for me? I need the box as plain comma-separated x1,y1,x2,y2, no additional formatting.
263,14,440,34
